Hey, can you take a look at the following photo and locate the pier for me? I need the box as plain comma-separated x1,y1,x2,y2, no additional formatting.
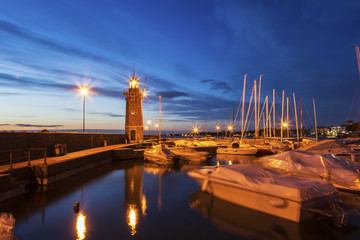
0,143,144,202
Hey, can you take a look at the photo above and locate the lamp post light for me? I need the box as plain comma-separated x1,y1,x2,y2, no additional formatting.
283,122,288,138
80,87,88,133
193,128,198,138
216,125,220,138
228,125,233,137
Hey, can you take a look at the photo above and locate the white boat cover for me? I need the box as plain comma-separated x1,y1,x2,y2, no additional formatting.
207,164,337,202
259,151,360,190
299,139,355,155
144,146,176,163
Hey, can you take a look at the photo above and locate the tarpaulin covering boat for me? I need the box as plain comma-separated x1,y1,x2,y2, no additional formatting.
259,150,360,192
188,164,337,222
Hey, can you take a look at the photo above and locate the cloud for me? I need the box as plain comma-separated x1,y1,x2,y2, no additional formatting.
201,79,232,93
0,19,128,69
0,124,11,126
15,124,64,128
155,90,189,99
89,111,124,118
0,92,24,96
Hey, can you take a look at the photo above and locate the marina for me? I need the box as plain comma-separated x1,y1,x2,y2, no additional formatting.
1,155,360,239
1,1,360,239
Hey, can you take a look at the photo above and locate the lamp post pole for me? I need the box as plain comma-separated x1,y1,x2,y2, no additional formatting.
83,93,85,133
80,88,88,133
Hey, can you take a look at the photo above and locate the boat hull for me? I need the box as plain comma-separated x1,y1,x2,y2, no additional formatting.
216,148,258,155
188,171,333,222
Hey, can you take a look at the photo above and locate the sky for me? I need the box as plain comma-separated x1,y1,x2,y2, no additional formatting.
0,0,360,133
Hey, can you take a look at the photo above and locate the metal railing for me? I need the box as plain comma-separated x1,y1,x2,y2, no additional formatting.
8,148,47,170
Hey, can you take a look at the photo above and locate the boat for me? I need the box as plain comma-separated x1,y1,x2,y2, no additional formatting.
216,143,258,155
144,144,209,164
143,145,187,165
299,139,360,162
188,164,338,222
259,150,360,192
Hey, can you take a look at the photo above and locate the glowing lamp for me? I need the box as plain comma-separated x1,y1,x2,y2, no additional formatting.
80,88,87,95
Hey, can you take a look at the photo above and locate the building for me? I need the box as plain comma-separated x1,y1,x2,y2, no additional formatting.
123,72,145,143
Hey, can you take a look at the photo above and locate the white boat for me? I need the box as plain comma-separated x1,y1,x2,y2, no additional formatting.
216,147,258,155
144,145,186,165
259,151,360,192
144,144,207,164
299,139,360,162
188,164,338,222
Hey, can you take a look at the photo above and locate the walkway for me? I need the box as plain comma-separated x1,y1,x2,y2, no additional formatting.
0,143,135,173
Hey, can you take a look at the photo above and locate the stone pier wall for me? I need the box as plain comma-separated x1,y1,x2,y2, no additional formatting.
0,132,128,164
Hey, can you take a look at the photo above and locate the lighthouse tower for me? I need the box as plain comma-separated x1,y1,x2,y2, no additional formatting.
123,71,145,143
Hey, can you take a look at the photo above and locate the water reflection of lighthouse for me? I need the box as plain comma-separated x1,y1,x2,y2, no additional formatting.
125,163,147,236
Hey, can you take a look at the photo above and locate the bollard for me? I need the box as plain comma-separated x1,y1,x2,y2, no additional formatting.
44,148,47,165
9,152,13,170
27,150,31,166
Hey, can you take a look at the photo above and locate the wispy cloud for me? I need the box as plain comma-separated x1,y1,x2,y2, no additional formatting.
89,111,124,118
15,123,64,128
0,19,128,69
156,90,189,99
201,79,232,93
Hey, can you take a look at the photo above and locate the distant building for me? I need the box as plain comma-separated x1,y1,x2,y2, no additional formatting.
123,71,145,143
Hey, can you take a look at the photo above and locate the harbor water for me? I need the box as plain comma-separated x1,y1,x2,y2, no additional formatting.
2,156,360,240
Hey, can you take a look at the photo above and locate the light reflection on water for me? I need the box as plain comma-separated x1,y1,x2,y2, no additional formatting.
76,212,86,240
1,157,360,239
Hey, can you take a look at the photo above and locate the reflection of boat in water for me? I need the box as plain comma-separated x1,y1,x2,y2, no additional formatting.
189,190,349,240
188,164,338,222
189,190,302,239
0,213,15,240
259,151,360,192
216,154,257,165
170,146,210,162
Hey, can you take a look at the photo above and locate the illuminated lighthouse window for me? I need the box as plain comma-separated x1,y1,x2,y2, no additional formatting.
131,110,135,115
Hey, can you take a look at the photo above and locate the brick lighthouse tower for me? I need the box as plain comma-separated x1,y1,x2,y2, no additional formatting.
123,70,145,143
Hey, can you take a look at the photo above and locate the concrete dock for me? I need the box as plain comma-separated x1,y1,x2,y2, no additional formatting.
0,143,144,202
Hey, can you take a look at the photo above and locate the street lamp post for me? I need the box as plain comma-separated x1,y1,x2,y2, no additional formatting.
228,125,232,137
216,125,220,138
80,88,88,133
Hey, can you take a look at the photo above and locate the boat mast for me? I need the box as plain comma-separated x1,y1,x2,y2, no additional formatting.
293,93,299,141
254,79,257,138
286,97,289,138
273,89,276,137
159,95,162,145
300,98,303,138
258,75,262,138
241,74,247,142
281,90,284,141
265,96,269,138
263,112,265,137
313,98,318,141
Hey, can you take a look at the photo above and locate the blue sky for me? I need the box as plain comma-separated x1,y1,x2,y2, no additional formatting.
0,0,360,132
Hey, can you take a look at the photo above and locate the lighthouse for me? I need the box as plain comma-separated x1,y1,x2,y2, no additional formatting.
123,71,145,143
